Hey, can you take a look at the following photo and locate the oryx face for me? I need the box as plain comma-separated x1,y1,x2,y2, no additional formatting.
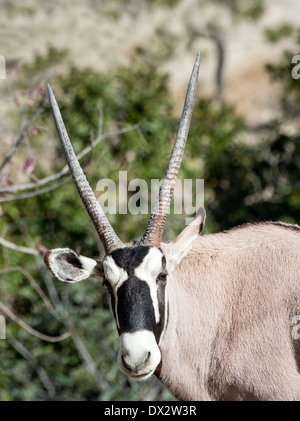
103,246,167,380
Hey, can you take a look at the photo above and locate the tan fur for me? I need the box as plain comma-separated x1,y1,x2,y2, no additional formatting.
159,222,300,401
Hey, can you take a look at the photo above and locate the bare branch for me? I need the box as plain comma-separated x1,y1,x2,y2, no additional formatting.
0,123,139,200
97,102,104,138
0,266,62,322
0,99,44,173
0,176,72,204
64,319,109,390
35,257,62,309
0,164,70,194
0,237,41,256
0,266,105,390
0,265,106,390
0,300,72,342
7,337,56,399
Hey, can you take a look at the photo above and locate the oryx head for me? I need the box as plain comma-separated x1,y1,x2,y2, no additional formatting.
44,52,205,381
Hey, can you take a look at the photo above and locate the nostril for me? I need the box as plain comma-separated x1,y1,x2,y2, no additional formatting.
121,355,132,370
122,352,151,371
140,351,151,366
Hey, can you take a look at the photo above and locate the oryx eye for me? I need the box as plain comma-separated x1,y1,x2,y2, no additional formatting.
157,272,167,282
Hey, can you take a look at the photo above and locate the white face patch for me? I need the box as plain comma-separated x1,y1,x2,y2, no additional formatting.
134,247,164,324
118,330,161,381
103,255,128,289
103,255,128,329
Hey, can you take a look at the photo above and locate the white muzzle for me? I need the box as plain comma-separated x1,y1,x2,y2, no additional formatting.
118,330,161,381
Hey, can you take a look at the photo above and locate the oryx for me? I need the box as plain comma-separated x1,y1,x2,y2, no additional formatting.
44,52,300,400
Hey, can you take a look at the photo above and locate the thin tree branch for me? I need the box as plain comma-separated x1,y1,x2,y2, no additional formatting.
0,300,72,342
0,161,69,195
97,102,104,138
0,237,41,256
7,337,56,399
0,266,105,390
0,100,44,173
0,266,62,322
64,319,109,390
0,123,139,196
35,257,62,310
0,176,72,203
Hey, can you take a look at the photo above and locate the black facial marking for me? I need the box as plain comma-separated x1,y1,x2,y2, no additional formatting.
107,246,167,342
117,276,155,333
154,255,167,342
110,246,150,276
161,254,166,270
110,293,118,334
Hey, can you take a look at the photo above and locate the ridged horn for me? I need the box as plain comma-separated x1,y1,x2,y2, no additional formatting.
140,51,201,247
47,84,124,254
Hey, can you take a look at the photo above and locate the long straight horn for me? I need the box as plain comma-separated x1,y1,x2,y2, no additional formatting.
47,84,124,254
141,51,201,247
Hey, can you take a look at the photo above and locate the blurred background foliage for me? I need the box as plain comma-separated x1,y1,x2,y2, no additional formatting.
0,0,300,401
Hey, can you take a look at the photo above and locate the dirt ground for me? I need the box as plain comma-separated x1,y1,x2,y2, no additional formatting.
0,0,299,130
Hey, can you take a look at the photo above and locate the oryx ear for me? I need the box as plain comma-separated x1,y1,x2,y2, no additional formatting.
44,248,104,284
162,207,206,272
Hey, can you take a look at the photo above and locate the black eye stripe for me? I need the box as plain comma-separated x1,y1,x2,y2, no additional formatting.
162,254,166,270
116,278,155,333
103,279,113,295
